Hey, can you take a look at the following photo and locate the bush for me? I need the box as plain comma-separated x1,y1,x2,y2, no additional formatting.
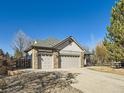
0,66,7,75
0,79,7,89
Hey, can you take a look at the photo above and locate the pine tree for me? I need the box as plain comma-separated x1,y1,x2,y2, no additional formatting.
5,52,10,60
0,49,4,60
0,49,4,55
14,49,23,59
104,0,124,62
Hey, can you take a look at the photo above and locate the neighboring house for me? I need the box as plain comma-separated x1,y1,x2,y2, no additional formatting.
25,36,85,69
84,51,93,66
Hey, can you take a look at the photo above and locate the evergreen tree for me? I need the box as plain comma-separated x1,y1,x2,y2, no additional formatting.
104,0,124,62
5,52,10,60
0,49,4,60
14,49,23,59
0,49,4,55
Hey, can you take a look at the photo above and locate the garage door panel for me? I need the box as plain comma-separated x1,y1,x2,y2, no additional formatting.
60,55,79,68
41,54,52,69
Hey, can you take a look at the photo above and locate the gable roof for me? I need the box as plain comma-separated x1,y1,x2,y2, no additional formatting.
25,36,85,52
53,36,85,51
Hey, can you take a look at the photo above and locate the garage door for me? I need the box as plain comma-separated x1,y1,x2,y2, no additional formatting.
41,54,52,69
60,55,80,68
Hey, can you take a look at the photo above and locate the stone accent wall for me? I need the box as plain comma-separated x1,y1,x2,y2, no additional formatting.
80,52,84,68
53,52,59,68
32,49,38,69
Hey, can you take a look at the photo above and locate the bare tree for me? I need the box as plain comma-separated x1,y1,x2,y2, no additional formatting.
95,42,108,65
12,30,32,58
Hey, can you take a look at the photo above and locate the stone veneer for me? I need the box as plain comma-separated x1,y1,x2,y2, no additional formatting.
32,49,38,69
53,52,59,68
80,52,84,68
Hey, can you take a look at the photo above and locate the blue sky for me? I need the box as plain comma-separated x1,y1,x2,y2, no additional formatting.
0,0,116,54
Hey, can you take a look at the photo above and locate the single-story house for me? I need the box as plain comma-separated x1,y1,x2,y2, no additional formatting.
25,36,86,69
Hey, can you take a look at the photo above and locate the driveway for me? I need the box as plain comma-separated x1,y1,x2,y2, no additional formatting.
69,68,124,93
20,68,124,93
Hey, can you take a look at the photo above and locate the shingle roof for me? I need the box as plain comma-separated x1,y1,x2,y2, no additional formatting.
33,37,61,48
25,36,85,52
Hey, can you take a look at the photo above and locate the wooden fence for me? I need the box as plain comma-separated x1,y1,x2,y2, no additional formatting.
16,58,31,69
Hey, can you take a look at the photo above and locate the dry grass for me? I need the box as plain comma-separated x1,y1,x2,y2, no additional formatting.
88,66,124,76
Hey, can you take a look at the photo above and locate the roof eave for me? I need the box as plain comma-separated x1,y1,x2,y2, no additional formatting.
24,45,56,52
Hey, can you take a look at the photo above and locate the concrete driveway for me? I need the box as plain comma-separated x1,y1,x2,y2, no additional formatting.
70,68,124,93
20,68,124,93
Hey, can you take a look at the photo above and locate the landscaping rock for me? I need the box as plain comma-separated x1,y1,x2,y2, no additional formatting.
0,89,2,93
0,71,83,93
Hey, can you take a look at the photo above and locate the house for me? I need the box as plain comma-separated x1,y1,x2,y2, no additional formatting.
25,36,85,69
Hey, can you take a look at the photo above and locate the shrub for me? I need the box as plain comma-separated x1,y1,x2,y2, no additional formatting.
0,79,7,89
0,66,7,75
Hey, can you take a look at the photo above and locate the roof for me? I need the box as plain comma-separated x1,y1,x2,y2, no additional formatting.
53,36,85,51
25,36,84,52
81,46,92,55
33,37,61,48
84,50,92,55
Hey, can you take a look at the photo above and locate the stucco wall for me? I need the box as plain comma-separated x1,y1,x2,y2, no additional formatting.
61,41,83,52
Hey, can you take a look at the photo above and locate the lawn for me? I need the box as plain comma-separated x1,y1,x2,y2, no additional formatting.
88,66,124,76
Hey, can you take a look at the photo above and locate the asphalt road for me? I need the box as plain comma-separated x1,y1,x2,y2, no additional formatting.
70,68,124,93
